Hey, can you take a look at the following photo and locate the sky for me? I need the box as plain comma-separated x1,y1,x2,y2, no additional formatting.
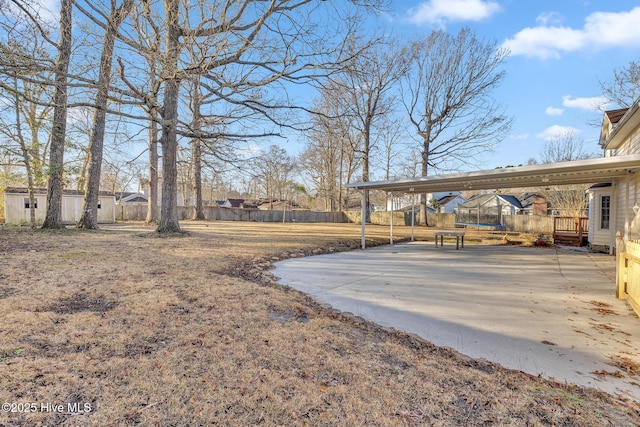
26,0,640,178
378,0,640,171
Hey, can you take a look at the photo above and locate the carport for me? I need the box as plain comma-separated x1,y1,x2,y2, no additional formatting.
346,154,640,250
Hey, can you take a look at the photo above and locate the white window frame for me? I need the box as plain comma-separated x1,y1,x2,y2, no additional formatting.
599,194,610,230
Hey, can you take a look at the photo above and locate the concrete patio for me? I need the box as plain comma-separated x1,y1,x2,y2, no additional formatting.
273,242,640,401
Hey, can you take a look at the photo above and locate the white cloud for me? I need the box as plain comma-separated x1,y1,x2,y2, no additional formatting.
537,125,580,141
5,0,59,26
502,6,640,59
535,12,564,26
509,133,530,140
408,0,501,25
562,95,610,111
545,106,564,116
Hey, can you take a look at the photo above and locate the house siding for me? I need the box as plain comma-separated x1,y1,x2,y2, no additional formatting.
615,126,640,156
603,105,640,245
615,172,640,241
589,187,614,248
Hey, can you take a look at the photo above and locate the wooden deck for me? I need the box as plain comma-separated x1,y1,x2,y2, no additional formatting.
553,217,588,247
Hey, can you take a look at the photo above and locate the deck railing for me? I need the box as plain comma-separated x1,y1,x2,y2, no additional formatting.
553,216,588,246
553,216,588,235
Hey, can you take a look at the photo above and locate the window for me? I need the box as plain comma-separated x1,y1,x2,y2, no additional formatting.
600,195,610,230
23,197,38,209
97,201,102,209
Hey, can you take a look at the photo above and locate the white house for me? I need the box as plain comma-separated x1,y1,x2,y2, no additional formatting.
386,191,464,213
434,193,466,214
589,103,640,251
3,187,116,225
456,193,523,225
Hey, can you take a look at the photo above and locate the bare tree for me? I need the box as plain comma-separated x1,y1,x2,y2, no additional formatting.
601,59,640,109
302,90,364,211
254,145,294,208
540,129,596,163
0,33,53,227
137,0,382,233
77,0,134,229
37,0,73,228
539,130,596,217
329,36,409,221
402,28,512,225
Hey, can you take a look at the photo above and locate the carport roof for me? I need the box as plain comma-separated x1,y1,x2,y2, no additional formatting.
346,154,640,194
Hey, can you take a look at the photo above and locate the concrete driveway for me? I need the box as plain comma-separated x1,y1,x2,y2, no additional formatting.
273,242,640,401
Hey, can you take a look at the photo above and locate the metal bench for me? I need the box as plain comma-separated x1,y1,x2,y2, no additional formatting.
434,231,465,249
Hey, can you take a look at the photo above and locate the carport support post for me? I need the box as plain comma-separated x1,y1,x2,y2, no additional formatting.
616,231,626,299
411,192,415,241
389,193,394,245
361,189,366,249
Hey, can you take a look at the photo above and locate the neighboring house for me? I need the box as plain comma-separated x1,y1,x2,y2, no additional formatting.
457,193,523,224
434,193,466,214
3,187,116,225
224,199,244,208
519,193,550,216
387,191,464,213
116,192,149,205
387,194,419,211
138,178,187,207
590,102,640,251
214,199,242,208
257,200,299,210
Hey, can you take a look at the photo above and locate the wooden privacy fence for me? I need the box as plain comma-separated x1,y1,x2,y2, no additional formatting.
117,205,557,233
116,205,345,223
503,215,554,234
617,235,640,317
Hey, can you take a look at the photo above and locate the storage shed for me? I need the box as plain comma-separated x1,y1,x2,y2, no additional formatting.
3,187,116,225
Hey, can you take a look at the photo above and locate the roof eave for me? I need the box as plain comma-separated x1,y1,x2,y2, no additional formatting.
347,154,640,194
605,101,640,149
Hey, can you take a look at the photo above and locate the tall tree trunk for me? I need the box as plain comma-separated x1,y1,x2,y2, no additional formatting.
419,138,430,226
190,81,204,220
363,118,371,223
192,138,204,219
145,120,159,223
42,0,73,229
157,0,182,233
78,0,133,229
157,77,181,233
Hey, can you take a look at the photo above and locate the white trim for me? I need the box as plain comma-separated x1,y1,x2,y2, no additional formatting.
347,155,640,194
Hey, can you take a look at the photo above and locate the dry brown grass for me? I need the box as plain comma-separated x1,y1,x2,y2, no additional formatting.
0,221,638,426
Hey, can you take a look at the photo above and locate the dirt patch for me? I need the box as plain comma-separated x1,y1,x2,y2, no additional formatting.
41,294,119,314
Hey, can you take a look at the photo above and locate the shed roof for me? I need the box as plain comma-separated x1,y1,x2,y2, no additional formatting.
346,154,640,194
5,187,114,197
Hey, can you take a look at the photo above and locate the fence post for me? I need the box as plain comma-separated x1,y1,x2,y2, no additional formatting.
616,231,626,299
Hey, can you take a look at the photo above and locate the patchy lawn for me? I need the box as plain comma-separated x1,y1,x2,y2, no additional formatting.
0,221,638,426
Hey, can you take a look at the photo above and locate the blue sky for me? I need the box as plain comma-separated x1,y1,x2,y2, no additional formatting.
29,0,640,176
384,0,640,169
